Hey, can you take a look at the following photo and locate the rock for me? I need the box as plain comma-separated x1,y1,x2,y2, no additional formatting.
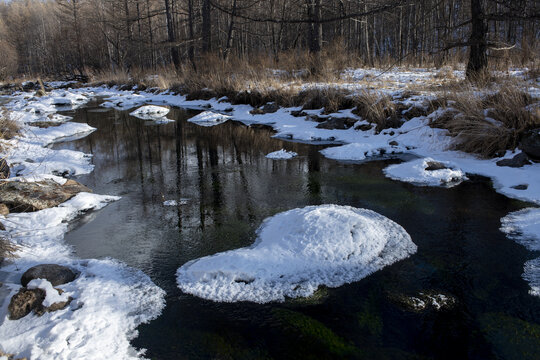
511,184,528,190
28,121,62,128
21,264,78,287
425,161,448,171
389,141,399,146
0,179,91,212
8,287,45,320
0,158,10,179
316,117,357,130
520,129,540,160
402,106,427,120
52,97,72,106
355,124,373,131
0,203,9,216
496,152,531,168
251,102,280,115
390,291,456,312
290,110,308,117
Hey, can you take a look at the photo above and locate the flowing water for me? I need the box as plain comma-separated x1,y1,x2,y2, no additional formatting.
56,102,540,359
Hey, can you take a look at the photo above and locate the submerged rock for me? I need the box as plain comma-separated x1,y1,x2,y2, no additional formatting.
496,152,531,168
21,264,78,287
0,179,91,212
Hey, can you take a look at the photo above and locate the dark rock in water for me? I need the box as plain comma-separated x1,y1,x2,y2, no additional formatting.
520,129,540,160
251,102,280,115
8,287,46,320
355,124,373,132
511,184,529,190
496,152,531,168
425,161,448,171
0,158,9,179
389,141,399,146
21,264,78,287
0,179,91,212
290,110,308,117
316,117,357,130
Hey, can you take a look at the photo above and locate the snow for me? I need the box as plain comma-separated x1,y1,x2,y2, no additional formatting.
501,208,540,297
0,87,166,359
163,199,189,206
383,157,468,187
177,205,416,303
266,149,298,159
27,279,70,307
129,105,170,120
187,111,230,127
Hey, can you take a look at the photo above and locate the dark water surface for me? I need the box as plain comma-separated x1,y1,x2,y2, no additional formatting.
56,103,540,360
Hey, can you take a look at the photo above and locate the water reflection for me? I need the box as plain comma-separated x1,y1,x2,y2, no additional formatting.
55,105,540,360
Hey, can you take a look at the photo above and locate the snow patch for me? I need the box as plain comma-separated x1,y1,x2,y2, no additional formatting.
266,149,298,159
177,205,416,303
27,278,70,307
130,105,170,120
501,208,540,297
383,157,467,187
187,111,230,127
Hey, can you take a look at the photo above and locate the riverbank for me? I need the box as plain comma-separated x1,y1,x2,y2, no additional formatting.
0,66,538,358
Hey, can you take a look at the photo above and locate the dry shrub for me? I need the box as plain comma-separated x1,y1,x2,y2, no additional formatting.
0,109,19,141
432,86,539,157
352,91,400,132
0,235,17,260
294,87,354,113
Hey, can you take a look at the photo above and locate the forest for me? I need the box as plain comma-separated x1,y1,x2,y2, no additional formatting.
0,0,538,80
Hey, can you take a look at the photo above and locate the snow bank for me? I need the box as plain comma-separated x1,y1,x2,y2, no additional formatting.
266,149,298,160
27,279,70,307
187,111,230,127
383,157,468,187
501,208,540,297
177,205,416,303
1,88,166,359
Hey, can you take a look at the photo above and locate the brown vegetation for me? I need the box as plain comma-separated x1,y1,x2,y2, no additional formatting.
430,86,540,157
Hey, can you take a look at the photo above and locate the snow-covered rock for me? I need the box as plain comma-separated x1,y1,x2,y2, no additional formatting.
266,149,298,159
129,105,170,120
177,205,416,303
187,111,230,127
383,157,468,187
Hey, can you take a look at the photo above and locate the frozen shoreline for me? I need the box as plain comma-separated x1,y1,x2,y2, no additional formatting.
0,69,538,354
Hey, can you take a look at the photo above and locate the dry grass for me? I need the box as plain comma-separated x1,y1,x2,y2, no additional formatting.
0,235,17,260
0,108,19,141
352,91,401,132
431,85,540,157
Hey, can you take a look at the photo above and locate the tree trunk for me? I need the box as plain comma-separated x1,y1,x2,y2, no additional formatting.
202,0,212,53
164,0,179,68
466,0,488,78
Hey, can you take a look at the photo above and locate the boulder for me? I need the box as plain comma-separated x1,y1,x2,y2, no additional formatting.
316,117,357,130
21,264,78,287
496,152,531,168
0,158,10,179
250,102,280,115
511,184,528,190
520,129,540,160
425,161,448,171
0,179,91,212
8,287,45,320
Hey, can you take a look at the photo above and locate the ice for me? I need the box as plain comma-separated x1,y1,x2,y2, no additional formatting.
383,157,468,187
177,205,416,303
187,111,230,127
266,149,298,159
163,199,189,206
500,208,540,297
129,105,170,120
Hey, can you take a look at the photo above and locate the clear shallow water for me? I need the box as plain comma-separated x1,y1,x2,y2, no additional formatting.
56,104,540,359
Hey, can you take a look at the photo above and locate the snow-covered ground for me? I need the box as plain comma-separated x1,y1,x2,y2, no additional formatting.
177,205,416,303
0,88,166,359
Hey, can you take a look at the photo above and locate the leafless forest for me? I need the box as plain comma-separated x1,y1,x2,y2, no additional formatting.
0,0,538,80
